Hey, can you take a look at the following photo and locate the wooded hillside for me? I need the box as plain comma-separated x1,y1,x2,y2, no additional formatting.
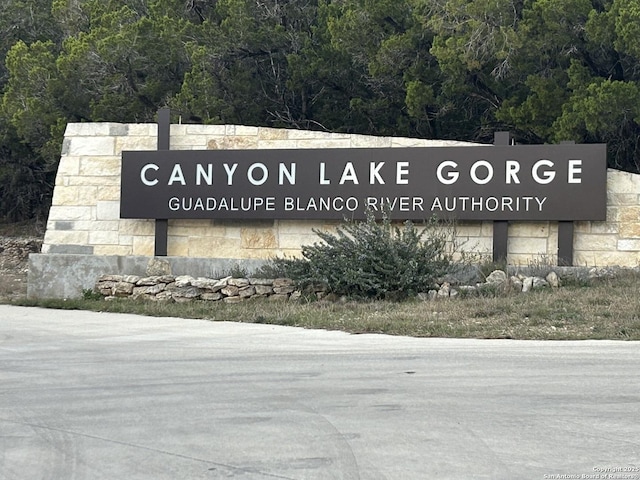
2,0,639,221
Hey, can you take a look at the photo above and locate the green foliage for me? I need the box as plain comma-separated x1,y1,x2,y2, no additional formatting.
82,288,103,301
266,210,454,299
4,0,640,221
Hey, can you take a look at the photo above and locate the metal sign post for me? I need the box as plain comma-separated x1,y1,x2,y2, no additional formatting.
154,108,170,256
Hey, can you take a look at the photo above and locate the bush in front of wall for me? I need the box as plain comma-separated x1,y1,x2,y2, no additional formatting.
261,210,455,299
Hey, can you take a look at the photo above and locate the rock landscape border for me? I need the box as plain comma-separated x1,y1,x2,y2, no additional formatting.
93,266,623,303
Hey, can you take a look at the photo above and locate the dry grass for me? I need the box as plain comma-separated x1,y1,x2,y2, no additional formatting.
10,273,640,340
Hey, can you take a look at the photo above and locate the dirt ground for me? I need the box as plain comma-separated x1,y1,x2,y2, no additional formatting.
0,236,43,301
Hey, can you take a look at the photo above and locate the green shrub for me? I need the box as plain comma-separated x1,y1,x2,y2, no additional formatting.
263,210,455,299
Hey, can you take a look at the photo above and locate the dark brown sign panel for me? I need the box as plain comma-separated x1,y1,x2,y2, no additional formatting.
120,144,607,221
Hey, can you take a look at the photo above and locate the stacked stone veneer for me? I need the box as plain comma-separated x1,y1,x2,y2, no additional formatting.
42,122,640,266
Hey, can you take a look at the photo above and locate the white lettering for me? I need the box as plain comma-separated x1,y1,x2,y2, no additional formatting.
168,164,186,186
247,163,268,186
470,160,494,185
505,160,520,184
396,162,409,185
568,159,582,184
223,163,238,185
532,159,556,184
279,163,296,185
140,163,159,186
196,164,212,186
370,162,385,184
437,161,459,185
340,162,359,185
319,162,330,185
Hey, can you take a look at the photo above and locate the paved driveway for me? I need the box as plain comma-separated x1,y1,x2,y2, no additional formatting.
1,305,639,479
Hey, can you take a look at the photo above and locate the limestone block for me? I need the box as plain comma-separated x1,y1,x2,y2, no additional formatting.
116,135,157,152
456,237,492,255
573,252,595,267
255,285,274,295
241,228,277,249
581,251,639,267
89,230,119,245
259,128,289,140
133,284,165,298
96,201,121,221
97,186,120,202
201,292,223,301
453,222,483,237
47,206,93,221
113,281,135,297
238,286,256,298
171,286,201,302
126,124,156,136
170,134,208,148
75,186,99,206
118,235,133,246
607,170,640,194
186,124,226,135
94,245,133,256
68,136,116,156
277,233,320,250
52,186,78,206
173,219,214,229
574,234,618,251
221,285,239,296
168,236,189,256
257,139,298,149
276,219,320,235
620,222,640,238
132,237,155,256
191,278,219,290
349,135,391,148
509,222,550,238
65,123,114,136
391,138,434,147
295,139,351,149
207,136,259,150
508,253,537,266
170,124,187,136
507,237,548,255
175,275,195,287
618,206,640,223
287,130,333,140
169,225,212,237
573,221,592,233
607,193,637,206
188,237,239,258
480,221,494,237
617,239,640,251
606,207,620,222
68,175,120,186
44,230,89,246
56,157,81,176
235,125,259,136
119,219,155,235
590,221,619,234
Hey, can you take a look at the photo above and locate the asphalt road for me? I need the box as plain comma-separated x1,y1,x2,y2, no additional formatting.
1,305,639,480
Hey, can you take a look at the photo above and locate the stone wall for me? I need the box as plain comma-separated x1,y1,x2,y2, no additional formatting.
42,122,640,267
